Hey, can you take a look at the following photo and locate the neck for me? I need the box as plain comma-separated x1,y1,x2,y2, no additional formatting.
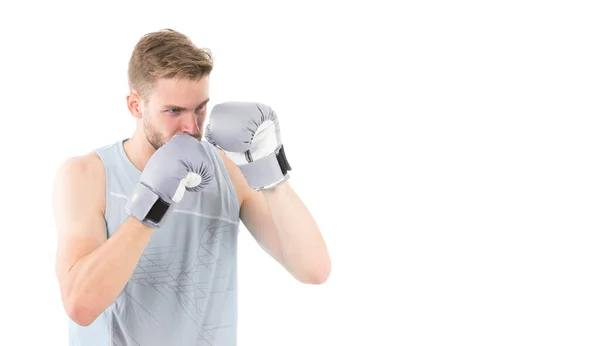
123,131,156,172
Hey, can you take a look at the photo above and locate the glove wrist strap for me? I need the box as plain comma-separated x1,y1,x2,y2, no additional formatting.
240,145,292,190
125,182,172,228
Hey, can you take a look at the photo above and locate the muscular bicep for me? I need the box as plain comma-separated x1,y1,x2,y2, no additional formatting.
53,154,107,296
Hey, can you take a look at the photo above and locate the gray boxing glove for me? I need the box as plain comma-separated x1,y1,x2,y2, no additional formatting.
205,101,291,190
125,134,214,228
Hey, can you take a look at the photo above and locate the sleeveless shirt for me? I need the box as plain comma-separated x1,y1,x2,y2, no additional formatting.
68,138,241,346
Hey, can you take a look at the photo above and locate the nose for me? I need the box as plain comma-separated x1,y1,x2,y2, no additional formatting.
180,112,200,136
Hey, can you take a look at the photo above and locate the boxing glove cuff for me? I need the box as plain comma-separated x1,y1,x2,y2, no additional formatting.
125,182,172,228
241,145,291,190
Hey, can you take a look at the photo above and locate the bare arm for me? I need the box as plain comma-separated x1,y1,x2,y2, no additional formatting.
53,153,154,326
216,149,331,284
260,181,330,283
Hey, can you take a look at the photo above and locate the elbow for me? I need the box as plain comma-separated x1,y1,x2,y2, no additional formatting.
304,271,330,285
65,294,102,326
298,259,331,285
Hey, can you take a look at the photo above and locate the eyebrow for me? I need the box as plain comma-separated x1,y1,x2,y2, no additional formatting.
164,98,210,111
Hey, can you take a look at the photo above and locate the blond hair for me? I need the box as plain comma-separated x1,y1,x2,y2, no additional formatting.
127,28,213,100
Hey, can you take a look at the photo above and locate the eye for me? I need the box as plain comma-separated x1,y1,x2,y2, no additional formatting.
165,108,181,114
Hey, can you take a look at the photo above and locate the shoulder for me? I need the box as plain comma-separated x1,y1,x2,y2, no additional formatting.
53,152,106,214
212,146,251,208
55,152,105,184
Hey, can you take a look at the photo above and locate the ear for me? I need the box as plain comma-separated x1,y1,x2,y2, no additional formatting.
126,92,143,119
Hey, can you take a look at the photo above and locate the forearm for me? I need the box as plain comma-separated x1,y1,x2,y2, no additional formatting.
262,182,331,284
65,216,153,325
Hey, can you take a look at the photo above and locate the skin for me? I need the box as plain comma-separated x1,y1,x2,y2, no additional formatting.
52,76,331,327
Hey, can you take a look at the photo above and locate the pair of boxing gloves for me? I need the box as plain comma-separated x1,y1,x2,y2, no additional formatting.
125,101,292,228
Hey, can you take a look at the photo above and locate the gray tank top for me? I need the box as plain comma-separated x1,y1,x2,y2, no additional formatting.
68,139,241,346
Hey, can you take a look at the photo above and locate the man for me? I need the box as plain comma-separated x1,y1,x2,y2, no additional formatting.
52,28,331,346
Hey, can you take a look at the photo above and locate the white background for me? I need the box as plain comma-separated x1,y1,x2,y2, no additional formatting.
1,1,599,345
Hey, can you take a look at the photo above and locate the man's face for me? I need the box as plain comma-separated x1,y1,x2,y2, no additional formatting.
139,76,210,150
